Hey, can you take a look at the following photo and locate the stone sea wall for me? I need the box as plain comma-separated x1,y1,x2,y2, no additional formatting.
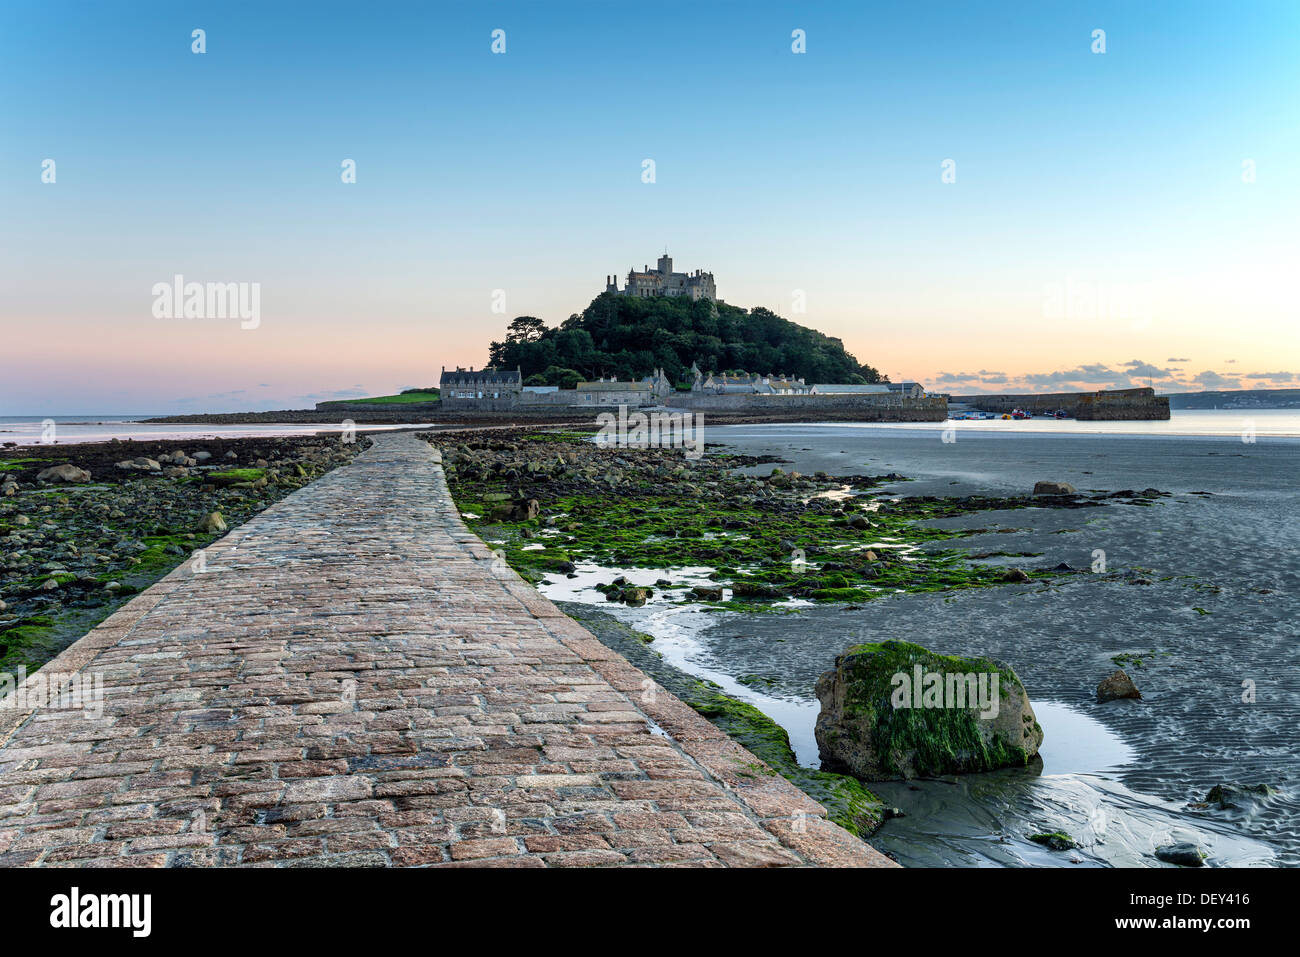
953,388,1170,420
337,392,949,421
668,392,949,420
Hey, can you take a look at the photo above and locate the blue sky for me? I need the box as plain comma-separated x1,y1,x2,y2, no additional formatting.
2,0,1297,413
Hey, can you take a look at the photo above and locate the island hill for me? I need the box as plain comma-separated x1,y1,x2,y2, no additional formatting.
424,277,945,420
419,256,1165,421
146,255,1169,423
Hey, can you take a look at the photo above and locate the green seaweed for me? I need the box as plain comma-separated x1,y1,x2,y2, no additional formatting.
1029,831,1077,851
832,640,1035,778
207,468,266,485
450,473,1059,606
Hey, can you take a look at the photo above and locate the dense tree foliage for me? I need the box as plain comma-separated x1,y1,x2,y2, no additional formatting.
487,293,884,388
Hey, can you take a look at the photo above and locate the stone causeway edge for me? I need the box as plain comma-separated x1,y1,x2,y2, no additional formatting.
0,432,895,868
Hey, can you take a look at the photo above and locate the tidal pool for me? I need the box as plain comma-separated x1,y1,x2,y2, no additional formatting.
542,579,1277,868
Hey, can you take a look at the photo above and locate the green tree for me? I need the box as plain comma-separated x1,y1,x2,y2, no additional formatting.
483,291,884,384
505,315,547,343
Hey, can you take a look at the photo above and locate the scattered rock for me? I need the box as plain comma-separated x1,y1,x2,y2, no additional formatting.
35,464,92,483
1029,832,1077,851
620,587,652,607
115,457,161,472
1155,842,1206,867
814,639,1043,780
688,585,724,601
731,581,783,599
200,512,228,534
1204,783,1277,810
1097,669,1142,702
1033,481,1078,496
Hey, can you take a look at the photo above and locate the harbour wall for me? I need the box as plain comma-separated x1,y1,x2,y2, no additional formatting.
952,388,1170,420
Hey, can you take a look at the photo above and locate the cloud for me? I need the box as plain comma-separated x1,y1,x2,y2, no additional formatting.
1224,359,1237,364
1120,360,1180,380
1243,371,1298,382
298,387,370,401
1192,370,1242,390
1167,357,1190,363
929,370,1012,392
1019,364,1135,388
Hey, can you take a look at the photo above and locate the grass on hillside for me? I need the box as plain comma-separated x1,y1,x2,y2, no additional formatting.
319,390,440,405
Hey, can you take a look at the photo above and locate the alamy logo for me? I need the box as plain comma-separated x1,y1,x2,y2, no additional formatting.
151,275,260,329
595,406,703,459
0,668,104,718
891,665,1000,719
49,887,151,937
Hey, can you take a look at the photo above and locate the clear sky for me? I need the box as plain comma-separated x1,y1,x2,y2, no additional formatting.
2,0,1296,413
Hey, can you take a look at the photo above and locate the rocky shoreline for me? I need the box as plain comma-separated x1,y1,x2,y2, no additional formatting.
424,427,1167,608
0,435,367,682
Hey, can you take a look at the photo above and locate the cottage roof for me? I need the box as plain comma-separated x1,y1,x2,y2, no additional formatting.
577,380,647,392
440,367,521,387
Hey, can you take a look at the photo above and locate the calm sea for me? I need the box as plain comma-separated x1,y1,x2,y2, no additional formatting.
0,416,413,446
1,409,1297,446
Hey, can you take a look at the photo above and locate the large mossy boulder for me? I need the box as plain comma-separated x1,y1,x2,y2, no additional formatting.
815,639,1044,780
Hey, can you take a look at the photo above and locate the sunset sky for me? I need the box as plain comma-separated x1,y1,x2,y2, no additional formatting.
2,1,1297,414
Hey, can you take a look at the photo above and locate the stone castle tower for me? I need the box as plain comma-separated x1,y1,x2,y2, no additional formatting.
605,251,716,301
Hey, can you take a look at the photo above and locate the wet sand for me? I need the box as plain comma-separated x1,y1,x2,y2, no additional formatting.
546,423,1298,866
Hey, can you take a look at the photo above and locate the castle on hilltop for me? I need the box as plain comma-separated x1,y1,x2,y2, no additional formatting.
605,253,716,301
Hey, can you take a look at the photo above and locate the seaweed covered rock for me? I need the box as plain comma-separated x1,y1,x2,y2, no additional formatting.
815,639,1043,780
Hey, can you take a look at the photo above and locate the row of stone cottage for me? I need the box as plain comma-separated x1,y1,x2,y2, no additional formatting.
438,365,927,410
